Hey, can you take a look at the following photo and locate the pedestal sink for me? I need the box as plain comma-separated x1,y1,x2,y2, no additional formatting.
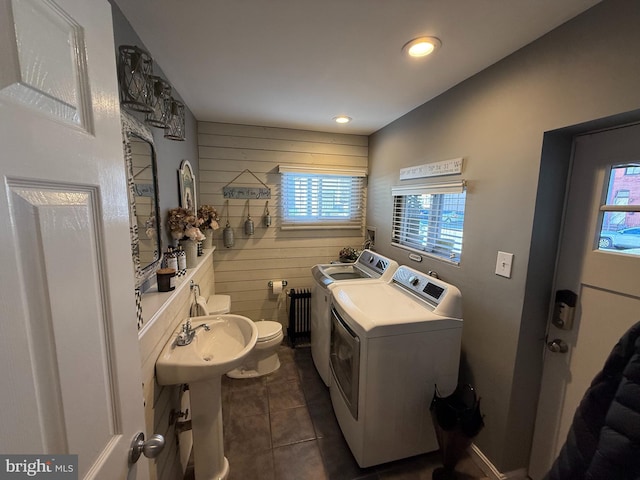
156,314,258,480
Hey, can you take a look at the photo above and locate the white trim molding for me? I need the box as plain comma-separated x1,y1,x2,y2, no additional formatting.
470,444,530,480
278,164,367,177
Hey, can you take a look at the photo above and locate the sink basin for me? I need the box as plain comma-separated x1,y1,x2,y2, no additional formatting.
156,314,258,386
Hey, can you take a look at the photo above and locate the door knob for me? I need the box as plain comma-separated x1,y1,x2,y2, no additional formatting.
129,432,165,464
547,338,569,353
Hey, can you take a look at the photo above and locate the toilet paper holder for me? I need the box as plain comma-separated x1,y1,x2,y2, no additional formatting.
268,280,288,288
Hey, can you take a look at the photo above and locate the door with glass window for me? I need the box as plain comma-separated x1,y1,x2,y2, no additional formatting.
528,124,640,479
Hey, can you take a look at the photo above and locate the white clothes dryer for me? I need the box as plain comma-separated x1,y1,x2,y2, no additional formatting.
329,265,463,468
310,250,398,386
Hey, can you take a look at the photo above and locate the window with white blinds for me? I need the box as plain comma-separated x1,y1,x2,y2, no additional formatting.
279,165,366,229
392,181,467,264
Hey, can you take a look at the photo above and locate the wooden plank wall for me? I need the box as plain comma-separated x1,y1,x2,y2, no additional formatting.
198,122,368,327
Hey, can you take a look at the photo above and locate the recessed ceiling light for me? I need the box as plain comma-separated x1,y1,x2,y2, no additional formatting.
402,36,441,58
333,115,352,124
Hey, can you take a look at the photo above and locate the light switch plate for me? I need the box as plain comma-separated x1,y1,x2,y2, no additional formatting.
495,251,514,278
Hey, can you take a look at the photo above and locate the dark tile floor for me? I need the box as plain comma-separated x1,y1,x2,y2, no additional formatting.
214,344,488,480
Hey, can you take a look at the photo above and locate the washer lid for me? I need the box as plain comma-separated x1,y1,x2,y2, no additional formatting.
332,282,462,338
256,321,282,341
311,250,399,289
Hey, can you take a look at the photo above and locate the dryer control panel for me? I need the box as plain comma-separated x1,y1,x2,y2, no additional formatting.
392,265,449,307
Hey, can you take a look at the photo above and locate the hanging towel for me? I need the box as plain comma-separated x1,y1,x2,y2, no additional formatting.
190,295,209,317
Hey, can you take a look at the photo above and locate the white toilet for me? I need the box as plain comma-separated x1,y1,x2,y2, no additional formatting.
226,320,283,378
201,295,283,378
206,294,231,315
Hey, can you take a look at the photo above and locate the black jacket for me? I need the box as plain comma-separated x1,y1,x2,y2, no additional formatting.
545,321,640,480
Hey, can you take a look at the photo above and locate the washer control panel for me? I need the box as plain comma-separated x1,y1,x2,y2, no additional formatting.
392,265,448,306
355,250,390,276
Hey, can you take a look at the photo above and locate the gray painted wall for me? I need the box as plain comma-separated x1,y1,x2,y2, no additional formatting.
367,0,640,472
108,4,203,478
109,1,199,251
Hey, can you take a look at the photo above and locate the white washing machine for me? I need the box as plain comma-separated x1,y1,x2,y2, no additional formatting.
329,265,463,468
310,250,398,386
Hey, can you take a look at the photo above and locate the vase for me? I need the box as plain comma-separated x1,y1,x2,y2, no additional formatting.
201,228,214,249
180,239,198,269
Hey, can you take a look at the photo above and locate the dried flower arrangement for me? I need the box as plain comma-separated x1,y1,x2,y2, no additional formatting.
339,246,361,262
167,207,205,242
197,205,220,230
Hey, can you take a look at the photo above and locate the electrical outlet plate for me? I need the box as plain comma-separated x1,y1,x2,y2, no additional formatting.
495,251,514,278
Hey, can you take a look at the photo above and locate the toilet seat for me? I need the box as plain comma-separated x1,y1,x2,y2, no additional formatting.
256,321,282,342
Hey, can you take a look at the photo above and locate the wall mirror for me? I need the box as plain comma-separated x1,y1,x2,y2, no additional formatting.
122,111,162,291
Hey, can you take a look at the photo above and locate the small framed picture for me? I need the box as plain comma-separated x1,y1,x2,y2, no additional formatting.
178,160,196,213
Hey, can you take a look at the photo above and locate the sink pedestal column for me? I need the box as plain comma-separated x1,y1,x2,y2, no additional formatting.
189,377,229,480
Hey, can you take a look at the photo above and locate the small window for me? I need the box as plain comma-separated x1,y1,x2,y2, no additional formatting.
392,181,466,264
279,165,366,229
625,166,640,175
598,165,640,255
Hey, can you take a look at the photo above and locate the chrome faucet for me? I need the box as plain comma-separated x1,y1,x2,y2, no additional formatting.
175,319,210,346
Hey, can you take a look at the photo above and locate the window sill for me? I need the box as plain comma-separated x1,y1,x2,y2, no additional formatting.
391,242,460,266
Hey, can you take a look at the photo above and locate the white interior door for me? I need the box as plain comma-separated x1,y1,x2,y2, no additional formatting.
528,123,640,479
0,0,149,478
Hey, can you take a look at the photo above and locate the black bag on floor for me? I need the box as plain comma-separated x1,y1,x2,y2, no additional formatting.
430,384,484,479
431,384,484,438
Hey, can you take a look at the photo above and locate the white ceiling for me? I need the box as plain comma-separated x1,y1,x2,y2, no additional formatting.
114,0,600,135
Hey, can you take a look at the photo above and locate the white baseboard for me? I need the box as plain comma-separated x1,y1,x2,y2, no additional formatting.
470,444,530,480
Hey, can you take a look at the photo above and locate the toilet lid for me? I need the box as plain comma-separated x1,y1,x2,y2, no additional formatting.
256,321,282,341
207,295,231,314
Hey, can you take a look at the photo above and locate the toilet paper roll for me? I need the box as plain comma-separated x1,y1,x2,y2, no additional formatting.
271,281,283,295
